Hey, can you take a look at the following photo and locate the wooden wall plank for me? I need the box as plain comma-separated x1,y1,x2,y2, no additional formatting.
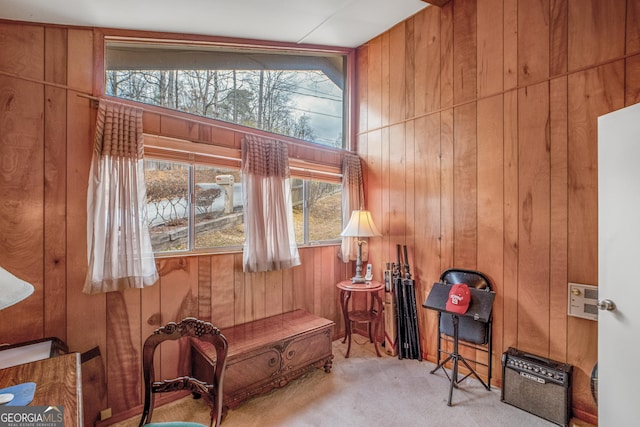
381,126,391,263
318,246,337,321
477,0,504,97
357,45,368,136
106,290,142,414
452,103,477,268
440,2,454,108
45,27,67,85
43,27,68,341
0,23,44,80
140,266,161,406
517,81,550,355
627,0,640,54
389,23,406,124
211,254,235,328
0,75,44,342
476,94,504,377
367,37,383,131
388,124,406,257
67,29,93,93
209,123,236,147
293,248,314,314
233,253,246,324
452,0,477,104
364,129,383,271
414,113,441,360
265,270,283,318
381,32,390,129
248,272,266,322
550,0,568,76
502,89,519,349
415,7,441,116
160,116,200,141
281,266,294,314
452,101,478,366
328,253,346,338
568,0,626,71
440,109,454,270
44,85,68,340
404,120,416,266
549,76,569,362
404,17,416,119
312,246,324,316
159,257,199,380
518,0,550,85
198,256,212,321
503,0,518,91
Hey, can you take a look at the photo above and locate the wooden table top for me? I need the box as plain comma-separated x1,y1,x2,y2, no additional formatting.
336,280,384,292
0,352,83,426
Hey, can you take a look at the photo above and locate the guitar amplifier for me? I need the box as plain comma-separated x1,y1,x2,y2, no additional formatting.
501,347,572,426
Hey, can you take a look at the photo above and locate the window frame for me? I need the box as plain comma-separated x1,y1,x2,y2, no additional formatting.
95,30,354,256
100,32,357,152
144,135,343,256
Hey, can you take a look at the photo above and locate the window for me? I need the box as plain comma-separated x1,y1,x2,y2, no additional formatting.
292,179,342,245
145,159,244,253
144,138,343,254
105,39,351,149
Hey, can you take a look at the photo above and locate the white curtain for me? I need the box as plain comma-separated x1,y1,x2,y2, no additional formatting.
83,99,159,294
242,135,300,272
339,153,366,262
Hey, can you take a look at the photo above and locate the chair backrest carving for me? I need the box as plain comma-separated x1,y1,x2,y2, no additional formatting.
139,317,228,427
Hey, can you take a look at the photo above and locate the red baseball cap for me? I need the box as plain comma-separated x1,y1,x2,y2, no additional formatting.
446,283,471,314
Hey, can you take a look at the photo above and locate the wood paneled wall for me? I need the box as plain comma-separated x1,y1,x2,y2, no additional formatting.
0,21,349,426
2,0,639,423
357,0,640,422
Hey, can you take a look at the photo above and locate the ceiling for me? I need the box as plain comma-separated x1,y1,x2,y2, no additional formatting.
0,0,429,48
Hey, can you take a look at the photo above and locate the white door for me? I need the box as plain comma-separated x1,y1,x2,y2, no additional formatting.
597,102,640,425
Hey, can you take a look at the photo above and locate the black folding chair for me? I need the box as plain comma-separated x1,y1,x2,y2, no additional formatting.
435,268,494,388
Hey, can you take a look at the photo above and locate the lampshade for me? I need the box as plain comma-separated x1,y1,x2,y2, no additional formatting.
0,266,34,310
340,210,381,238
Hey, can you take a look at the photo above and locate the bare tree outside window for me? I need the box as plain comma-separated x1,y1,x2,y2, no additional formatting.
105,42,346,149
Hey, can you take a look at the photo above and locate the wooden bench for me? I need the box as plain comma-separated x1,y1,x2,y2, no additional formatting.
191,309,334,410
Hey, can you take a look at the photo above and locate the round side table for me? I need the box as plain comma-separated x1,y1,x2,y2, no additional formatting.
337,280,384,358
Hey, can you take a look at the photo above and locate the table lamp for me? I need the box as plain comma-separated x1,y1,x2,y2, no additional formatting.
340,210,381,283
0,266,34,310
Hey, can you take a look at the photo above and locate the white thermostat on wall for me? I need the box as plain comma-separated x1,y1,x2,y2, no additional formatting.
568,282,599,321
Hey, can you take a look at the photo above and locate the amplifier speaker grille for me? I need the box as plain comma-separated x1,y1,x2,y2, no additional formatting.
501,348,572,427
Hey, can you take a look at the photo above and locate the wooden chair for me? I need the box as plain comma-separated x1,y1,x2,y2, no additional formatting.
139,318,228,427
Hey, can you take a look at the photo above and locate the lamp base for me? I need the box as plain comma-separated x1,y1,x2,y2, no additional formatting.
351,276,367,284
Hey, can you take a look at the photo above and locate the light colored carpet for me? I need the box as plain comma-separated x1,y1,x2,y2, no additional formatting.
115,339,578,427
